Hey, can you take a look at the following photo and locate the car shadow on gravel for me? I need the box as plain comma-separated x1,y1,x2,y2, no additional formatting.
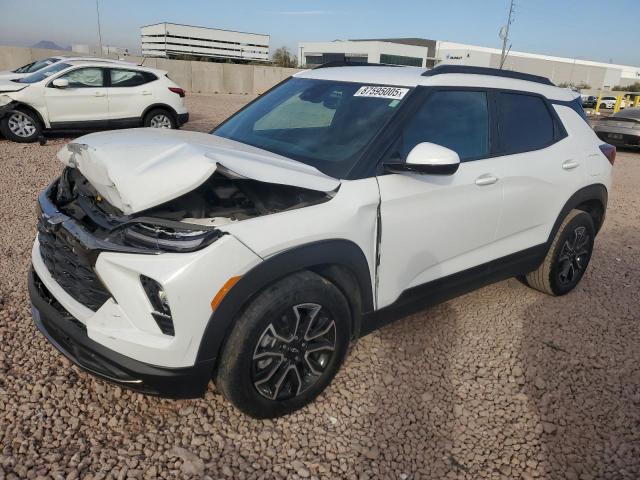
520,225,640,479
349,301,459,479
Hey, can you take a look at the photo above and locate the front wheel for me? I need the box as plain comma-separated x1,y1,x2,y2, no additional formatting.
216,271,352,418
526,209,595,296
143,108,176,129
0,109,42,143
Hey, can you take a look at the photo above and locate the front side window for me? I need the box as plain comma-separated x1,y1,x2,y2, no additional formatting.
57,67,105,88
110,69,155,87
496,92,554,154
18,62,70,83
392,90,489,161
214,78,410,178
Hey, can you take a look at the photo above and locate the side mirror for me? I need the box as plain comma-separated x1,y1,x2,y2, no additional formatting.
384,142,460,175
51,78,69,88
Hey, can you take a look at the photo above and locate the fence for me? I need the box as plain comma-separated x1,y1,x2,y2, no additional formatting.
0,45,302,95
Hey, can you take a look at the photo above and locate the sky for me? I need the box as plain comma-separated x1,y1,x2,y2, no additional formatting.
0,0,638,66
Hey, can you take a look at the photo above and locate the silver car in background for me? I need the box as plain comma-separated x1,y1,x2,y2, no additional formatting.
594,108,640,148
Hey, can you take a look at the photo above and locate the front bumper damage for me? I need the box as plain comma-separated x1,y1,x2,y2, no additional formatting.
29,268,213,398
29,175,264,397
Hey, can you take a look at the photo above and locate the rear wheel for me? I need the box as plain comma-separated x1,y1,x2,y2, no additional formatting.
143,108,176,129
526,209,595,296
0,109,42,143
216,271,351,418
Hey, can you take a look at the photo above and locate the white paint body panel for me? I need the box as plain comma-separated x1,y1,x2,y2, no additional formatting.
376,160,502,308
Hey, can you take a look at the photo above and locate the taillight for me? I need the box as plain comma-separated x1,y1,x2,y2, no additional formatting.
168,87,185,98
599,143,616,166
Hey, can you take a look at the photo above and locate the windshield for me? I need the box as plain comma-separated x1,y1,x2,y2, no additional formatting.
213,78,410,178
18,62,71,83
16,57,59,74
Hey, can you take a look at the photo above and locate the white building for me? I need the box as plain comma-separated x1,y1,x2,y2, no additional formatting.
141,23,270,63
298,38,640,90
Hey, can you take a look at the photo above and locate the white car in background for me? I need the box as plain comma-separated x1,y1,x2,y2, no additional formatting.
0,55,134,81
598,96,618,110
0,60,188,142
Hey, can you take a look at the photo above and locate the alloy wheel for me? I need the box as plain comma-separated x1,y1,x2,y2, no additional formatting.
7,112,37,138
557,226,590,286
252,303,336,401
149,114,172,128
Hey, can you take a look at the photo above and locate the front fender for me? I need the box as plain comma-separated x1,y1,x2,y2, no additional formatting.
195,239,374,365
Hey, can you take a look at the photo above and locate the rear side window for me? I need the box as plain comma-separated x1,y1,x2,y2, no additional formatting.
496,92,554,154
110,69,156,87
396,90,489,161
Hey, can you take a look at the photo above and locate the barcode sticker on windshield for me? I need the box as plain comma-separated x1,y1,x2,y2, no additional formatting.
354,86,409,100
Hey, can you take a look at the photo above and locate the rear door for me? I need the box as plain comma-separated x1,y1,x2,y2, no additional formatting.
375,88,503,308
44,67,109,124
491,91,586,256
106,68,158,122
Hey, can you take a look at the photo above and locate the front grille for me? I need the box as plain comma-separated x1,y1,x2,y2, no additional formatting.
37,216,111,311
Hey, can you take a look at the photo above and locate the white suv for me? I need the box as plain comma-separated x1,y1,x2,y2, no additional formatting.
29,64,614,418
0,60,188,142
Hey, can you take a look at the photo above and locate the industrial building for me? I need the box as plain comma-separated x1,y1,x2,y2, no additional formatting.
141,23,269,63
298,39,640,90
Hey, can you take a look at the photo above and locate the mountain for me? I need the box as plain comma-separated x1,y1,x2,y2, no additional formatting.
31,41,70,51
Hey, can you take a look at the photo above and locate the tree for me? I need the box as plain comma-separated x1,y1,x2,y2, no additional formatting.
612,82,640,92
272,47,297,68
558,81,591,91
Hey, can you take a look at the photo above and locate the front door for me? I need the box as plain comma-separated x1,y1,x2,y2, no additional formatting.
44,67,109,125
376,89,503,308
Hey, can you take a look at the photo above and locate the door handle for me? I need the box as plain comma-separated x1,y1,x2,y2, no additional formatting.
94,92,106,97
562,160,580,170
475,174,498,186
141,91,152,95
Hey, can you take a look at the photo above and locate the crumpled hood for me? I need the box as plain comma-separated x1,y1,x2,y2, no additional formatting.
57,128,340,215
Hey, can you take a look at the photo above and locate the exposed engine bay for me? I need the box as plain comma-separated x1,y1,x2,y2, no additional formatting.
50,167,334,253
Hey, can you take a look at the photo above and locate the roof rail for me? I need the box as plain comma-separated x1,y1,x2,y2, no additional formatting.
313,61,400,69
421,65,554,86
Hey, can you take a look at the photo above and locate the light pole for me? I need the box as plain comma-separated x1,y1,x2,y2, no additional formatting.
96,0,103,54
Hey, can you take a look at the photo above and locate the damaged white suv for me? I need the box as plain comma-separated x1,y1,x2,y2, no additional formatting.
29,65,614,418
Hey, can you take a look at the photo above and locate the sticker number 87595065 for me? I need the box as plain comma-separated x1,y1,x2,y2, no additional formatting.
354,86,409,100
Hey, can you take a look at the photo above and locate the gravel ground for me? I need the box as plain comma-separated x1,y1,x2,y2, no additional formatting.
0,94,639,479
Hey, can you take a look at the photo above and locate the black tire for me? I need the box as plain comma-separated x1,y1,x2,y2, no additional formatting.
599,103,607,110
143,108,176,129
0,108,42,143
526,209,595,296
216,271,352,418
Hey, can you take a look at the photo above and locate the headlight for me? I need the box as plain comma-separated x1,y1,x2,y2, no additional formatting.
633,123,640,130
122,222,223,252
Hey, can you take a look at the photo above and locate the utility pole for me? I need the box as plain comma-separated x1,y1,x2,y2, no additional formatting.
96,0,103,54
499,0,515,69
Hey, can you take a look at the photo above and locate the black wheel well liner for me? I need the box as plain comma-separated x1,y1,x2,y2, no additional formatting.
0,101,45,126
195,239,374,365
141,104,178,122
546,184,608,246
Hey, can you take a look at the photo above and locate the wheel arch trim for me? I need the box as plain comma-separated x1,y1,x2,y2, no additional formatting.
195,239,374,364
547,183,608,246
141,103,178,123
